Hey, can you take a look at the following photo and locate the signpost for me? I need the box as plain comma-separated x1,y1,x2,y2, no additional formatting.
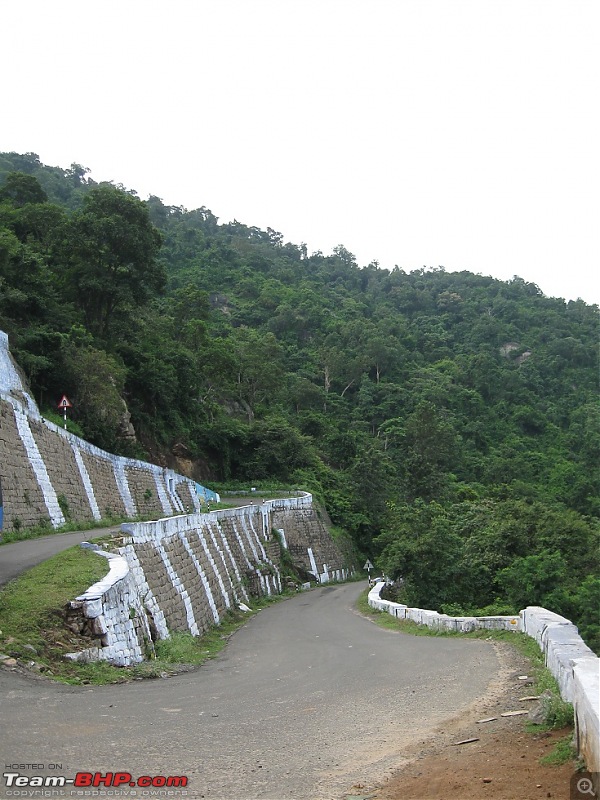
363,559,374,581
57,395,73,430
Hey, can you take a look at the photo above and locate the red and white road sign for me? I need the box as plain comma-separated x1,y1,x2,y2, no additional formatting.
58,394,73,409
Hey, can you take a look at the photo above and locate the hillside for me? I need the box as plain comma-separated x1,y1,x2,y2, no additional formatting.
0,151,598,649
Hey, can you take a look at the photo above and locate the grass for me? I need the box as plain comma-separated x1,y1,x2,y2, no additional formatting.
0,546,110,661
539,734,578,766
0,546,291,685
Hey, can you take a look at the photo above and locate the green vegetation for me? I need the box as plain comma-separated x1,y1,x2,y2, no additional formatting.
0,151,598,650
0,546,109,677
0,543,289,684
539,734,578,767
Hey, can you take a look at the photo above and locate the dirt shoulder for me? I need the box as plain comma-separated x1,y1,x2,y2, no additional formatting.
358,641,579,800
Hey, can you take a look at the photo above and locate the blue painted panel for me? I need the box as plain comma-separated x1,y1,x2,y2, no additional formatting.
195,483,220,503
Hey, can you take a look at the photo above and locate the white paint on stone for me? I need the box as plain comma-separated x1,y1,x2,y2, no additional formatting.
122,545,169,640
230,519,254,569
207,521,240,602
13,408,66,527
277,528,287,549
153,472,173,516
181,531,221,622
239,516,262,563
155,539,199,635
0,332,40,416
307,547,318,578
112,461,136,517
70,443,101,520
196,528,231,609
214,520,248,602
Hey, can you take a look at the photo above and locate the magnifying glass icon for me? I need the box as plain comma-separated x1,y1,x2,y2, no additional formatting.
577,777,596,797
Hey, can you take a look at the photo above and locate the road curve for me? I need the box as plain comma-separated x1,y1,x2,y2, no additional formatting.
0,581,501,800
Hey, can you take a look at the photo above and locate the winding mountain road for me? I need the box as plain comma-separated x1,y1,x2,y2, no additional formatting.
0,581,502,800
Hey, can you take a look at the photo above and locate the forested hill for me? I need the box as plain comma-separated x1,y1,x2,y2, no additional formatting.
0,152,598,648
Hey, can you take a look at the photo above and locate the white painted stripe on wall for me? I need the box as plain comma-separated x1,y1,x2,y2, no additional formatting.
246,515,268,561
206,522,236,585
214,521,248,602
70,443,101,520
153,472,173,516
122,545,170,639
307,547,318,577
195,528,230,609
156,540,200,634
180,532,221,623
112,461,136,517
231,520,253,568
13,408,65,527
239,517,261,562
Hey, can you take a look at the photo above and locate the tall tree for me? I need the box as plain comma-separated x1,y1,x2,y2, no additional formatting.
59,186,164,339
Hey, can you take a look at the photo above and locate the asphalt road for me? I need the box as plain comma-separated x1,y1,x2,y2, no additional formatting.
0,581,501,800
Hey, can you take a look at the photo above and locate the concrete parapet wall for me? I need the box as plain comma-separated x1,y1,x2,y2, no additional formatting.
368,583,599,772
368,583,521,632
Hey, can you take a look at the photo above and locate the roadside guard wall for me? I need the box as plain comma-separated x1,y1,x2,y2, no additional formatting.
368,583,600,774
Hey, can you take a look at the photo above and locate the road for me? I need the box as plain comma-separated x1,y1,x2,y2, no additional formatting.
0,581,501,800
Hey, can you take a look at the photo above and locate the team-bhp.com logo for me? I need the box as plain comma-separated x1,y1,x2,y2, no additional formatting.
3,771,188,795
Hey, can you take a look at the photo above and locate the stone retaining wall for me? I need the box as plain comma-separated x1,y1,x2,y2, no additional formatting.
271,496,351,583
0,331,201,532
67,494,353,666
368,582,600,773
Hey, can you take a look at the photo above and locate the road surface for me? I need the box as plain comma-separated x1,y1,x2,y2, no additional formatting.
0,582,501,799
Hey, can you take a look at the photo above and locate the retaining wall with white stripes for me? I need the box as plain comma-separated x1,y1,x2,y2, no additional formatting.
67,503,293,665
0,331,203,532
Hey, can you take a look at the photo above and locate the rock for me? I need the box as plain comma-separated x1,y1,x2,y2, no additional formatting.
529,690,553,725
23,644,37,654
2,658,17,667
483,778,492,783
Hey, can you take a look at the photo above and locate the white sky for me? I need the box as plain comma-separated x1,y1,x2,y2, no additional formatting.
2,0,598,304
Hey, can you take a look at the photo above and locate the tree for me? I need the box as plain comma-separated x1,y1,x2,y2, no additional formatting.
0,172,47,206
59,186,164,339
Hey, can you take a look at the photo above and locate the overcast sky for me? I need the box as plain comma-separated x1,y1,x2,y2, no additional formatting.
2,1,598,304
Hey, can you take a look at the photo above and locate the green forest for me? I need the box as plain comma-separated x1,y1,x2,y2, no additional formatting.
0,151,598,650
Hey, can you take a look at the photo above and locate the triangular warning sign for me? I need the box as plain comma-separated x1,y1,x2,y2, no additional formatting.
58,394,73,409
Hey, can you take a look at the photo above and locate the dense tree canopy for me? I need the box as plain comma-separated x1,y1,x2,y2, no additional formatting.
0,151,598,649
